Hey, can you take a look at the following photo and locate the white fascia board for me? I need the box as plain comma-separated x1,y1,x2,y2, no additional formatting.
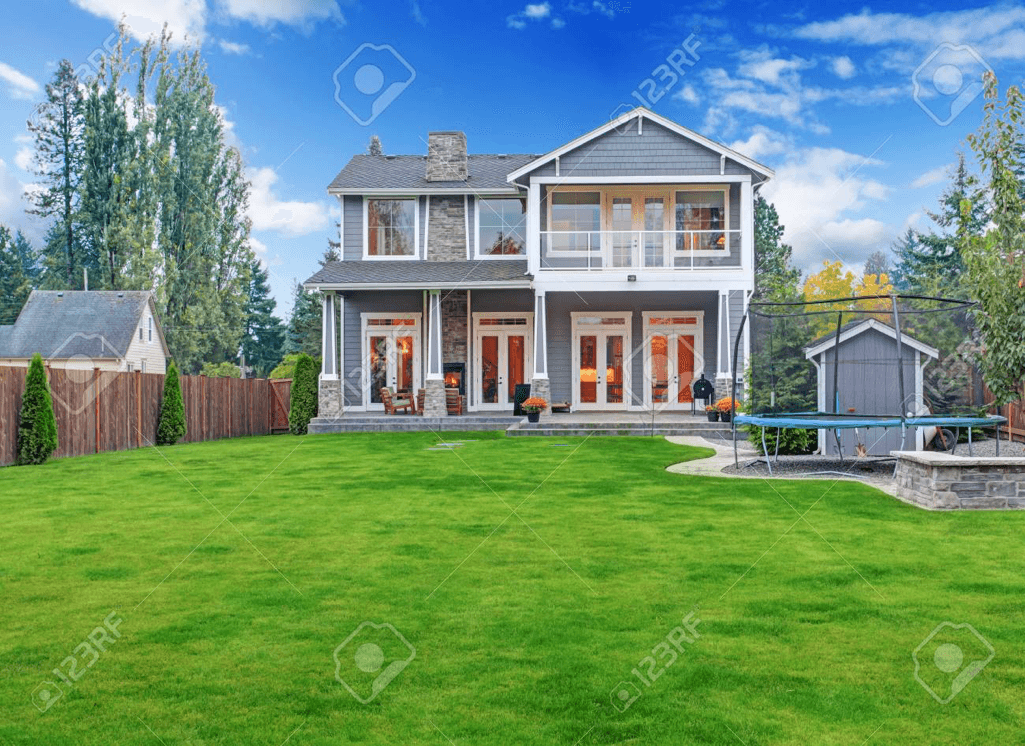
530,175,752,185
533,273,753,293
328,187,520,196
304,281,533,291
506,107,775,183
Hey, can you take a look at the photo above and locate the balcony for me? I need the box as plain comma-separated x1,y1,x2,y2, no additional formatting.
540,229,743,271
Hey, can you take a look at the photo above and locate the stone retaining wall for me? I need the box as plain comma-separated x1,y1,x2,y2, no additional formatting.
893,451,1025,510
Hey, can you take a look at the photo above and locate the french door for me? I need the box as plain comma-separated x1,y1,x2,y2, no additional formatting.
606,189,669,268
363,315,421,410
643,313,704,411
572,313,631,410
473,314,533,411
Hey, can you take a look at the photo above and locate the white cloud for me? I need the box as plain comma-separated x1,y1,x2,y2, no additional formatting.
761,146,893,268
830,55,856,79
728,125,791,161
218,39,250,55
247,167,330,236
0,62,40,100
508,2,555,29
14,147,33,173
411,0,426,26
592,1,614,19
794,6,1025,61
218,0,344,28
910,163,953,189
737,49,813,86
71,0,208,44
675,84,700,105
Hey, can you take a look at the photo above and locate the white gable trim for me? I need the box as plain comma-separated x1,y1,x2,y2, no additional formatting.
506,107,775,183
804,318,939,361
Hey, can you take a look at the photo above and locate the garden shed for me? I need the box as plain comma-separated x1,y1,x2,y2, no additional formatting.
804,319,939,456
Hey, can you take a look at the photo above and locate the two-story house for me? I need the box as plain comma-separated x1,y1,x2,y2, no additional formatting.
304,107,773,418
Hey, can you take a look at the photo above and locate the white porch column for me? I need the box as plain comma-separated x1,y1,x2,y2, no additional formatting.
318,291,343,418
527,181,541,275
423,289,447,417
715,290,733,400
530,290,551,413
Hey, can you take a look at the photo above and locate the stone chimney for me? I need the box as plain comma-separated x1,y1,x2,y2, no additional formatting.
426,131,467,182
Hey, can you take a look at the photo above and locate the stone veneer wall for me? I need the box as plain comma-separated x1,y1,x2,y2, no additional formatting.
427,196,467,261
441,291,468,365
893,451,1025,510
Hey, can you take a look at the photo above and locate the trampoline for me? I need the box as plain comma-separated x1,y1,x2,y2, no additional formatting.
728,294,1006,475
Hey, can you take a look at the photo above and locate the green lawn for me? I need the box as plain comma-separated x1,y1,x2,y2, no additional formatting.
1,432,1022,745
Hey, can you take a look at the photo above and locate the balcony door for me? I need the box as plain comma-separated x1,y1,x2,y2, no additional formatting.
605,189,670,268
571,313,632,411
473,314,533,411
642,313,704,411
363,315,421,411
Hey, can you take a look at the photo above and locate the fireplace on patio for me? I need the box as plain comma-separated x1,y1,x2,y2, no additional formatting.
444,362,466,396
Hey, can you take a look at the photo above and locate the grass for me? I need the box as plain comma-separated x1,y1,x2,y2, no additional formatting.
1,431,1023,744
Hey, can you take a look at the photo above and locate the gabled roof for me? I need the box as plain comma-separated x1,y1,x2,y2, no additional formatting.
328,154,538,194
0,290,169,360
804,318,939,360
305,260,530,289
506,107,776,183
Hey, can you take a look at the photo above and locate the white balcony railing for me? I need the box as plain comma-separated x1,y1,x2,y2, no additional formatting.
540,229,743,270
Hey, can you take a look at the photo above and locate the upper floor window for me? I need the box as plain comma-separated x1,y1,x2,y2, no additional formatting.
367,198,417,257
551,191,601,231
148,317,153,342
477,198,526,256
675,190,727,251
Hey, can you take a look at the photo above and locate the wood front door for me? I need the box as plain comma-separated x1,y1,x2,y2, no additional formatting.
572,313,631,410
473,314,533,411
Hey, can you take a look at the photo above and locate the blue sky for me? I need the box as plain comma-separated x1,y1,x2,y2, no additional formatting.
1,1,1023,316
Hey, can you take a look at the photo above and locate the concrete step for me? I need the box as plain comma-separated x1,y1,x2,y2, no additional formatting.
308,416,521,434
507,421,734,438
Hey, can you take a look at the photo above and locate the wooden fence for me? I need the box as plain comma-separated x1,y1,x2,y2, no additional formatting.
0,366,291,466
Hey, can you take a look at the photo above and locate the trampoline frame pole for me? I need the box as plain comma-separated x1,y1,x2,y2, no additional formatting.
761,427,773,476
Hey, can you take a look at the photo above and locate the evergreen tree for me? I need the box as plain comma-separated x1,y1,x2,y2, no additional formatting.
285,281,322,359
288,353,318,435
0,227,32,324
367,135,383,156
892,155,986,296
753,196,801,301
241,257,285,377
863,250,891,278
156,361,187,445
26,59,85,289
16,354,58,465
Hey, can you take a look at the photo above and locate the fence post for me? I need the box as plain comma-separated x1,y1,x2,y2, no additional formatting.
94,367,101,454
136,370,142,449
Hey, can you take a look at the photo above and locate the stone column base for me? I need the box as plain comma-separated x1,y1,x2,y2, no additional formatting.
529,377,551,414
318,377,344,418
714,376,736,403
423,378,447,417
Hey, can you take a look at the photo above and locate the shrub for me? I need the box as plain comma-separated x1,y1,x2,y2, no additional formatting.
156,361,187,445
288,353,318,435
269,353,319,380
16,353,58,465
200,361,241,378
746,425,816,456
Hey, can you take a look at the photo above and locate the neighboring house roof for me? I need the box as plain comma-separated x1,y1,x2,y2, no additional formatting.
328,154,538,194
305,260,531,289
0,290,170,360
804,318,939,360
506,107,776,183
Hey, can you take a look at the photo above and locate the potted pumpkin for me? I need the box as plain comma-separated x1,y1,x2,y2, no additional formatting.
521,397,548,423
706,404,719,422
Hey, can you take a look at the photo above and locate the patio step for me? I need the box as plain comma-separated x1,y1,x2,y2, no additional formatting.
507,420,734,438
308,416,522,434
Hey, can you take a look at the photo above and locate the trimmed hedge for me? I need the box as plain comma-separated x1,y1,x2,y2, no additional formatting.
288,353,318,435
156,361,187,445
17,353,58,465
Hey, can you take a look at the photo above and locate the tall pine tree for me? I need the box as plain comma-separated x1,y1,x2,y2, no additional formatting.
0,226,33,324
753,195,801,301
285,280,322,359
26,59,85,289
241,257,285,377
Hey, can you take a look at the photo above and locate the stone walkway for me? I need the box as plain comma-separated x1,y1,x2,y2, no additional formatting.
665,435,898,497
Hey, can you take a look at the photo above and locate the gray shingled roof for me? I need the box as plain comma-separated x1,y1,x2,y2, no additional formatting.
328,154,538,192
0,291,156,359
306,260,530,287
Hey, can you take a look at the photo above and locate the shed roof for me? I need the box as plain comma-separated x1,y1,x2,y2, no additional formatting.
804,318,939,360
0,290,168,360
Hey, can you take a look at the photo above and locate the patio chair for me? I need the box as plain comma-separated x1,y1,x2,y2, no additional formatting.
446,388,464,416
417,388,425,414
381,386,416,415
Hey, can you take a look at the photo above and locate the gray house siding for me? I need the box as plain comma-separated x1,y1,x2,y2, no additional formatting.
815,327,921,456
343,195,362,260
727,290,746,374
341,291,424,408
544,291,719,406
525,121,760,180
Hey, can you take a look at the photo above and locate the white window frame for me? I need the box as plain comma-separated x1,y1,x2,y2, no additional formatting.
672,186,731,258
640,311,706,410
362,196,420,260
475,195,527,259
471,312,534,411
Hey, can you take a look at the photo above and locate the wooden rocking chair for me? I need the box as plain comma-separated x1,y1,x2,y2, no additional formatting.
381,386,416,415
